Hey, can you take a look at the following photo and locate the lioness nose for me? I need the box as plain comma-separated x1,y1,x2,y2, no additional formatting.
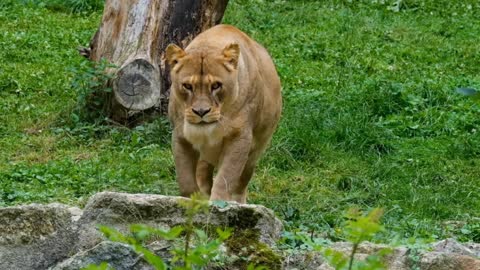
192,107,211,117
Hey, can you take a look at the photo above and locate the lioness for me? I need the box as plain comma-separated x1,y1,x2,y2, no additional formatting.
166,25,282,203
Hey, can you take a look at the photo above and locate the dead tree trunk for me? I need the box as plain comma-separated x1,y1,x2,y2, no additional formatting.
85,0,229,125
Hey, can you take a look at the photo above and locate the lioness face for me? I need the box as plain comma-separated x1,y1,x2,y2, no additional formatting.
166,44,240,126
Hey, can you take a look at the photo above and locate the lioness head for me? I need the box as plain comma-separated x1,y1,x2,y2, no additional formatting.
166,43,240,125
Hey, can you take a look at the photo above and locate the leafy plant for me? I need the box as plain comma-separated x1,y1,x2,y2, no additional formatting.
2,0,480,246
64,0,104,13
340,208,389,270
82,263,111,270
299,208,390,270
21,0,104,13
91,194,233,270
69,58,116,125
457,88,480,103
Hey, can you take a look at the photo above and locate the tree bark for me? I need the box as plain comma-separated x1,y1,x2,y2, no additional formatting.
85,0,229,125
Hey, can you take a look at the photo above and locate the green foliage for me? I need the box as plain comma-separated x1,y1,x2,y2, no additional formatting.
330,208,388,270
224,0,480,243
96,194,233,270
225,229,283,269
247,265,269,270
21,0,104,13
1,0,480,246
457,88,480,102
302,208,389,270
343,208,384,244
83,262,111,270
68,58,116,125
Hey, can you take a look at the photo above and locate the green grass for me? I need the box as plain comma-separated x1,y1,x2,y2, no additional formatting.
0,0,479,243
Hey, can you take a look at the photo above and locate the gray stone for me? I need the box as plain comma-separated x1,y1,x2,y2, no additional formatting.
465,243,480,258
282,251,331,270
75,192,283,252
0,203,81,270
0,192,283,270
419,252,480,270
52,241,152,270
432,238,477,257
282,241,480,270
3,192,479,270
328,242,409,270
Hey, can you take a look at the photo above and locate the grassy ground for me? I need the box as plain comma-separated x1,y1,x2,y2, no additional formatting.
1,0,479,243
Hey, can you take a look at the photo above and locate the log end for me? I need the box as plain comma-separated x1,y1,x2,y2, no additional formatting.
113,59,161,111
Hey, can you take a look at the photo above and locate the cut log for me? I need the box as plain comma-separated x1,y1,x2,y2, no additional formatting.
86,0,229,124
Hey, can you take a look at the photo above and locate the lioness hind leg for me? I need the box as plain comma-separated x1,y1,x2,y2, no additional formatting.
196,160,214,196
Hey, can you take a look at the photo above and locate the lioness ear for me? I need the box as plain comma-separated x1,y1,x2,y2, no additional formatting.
222,43,240,71
166,44,186,66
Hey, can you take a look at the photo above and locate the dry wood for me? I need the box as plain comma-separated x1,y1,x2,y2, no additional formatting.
85,0,229,124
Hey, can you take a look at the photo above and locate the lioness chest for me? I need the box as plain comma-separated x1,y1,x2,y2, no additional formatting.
183,121,223,165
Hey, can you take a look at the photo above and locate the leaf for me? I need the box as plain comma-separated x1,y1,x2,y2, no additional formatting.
186,253,205,265
130,224,183,240
247,264,268,270
81,262,110,270
166,226,185,239
211,200,228,209
99,226,131,244
216,227,232,241
344,208,384,244
134,245,166,270
456,87,479,96
324,248,348,269
195,228,208,240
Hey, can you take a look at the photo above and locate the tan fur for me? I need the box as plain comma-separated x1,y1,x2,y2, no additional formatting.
166,24,282,203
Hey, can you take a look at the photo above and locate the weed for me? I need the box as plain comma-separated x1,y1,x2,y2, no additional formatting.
295,208,390,270
1,0,479,245
68,58,116,125
21,0,104,13
93,194,234,270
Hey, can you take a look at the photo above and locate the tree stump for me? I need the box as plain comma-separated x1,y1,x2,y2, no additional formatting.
84,0,229,125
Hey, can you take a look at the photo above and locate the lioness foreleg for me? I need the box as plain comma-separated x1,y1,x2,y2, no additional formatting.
210,133,252,203
173,136,200,197
196,160,214,196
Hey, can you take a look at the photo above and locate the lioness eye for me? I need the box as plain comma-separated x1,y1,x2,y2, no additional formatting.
211,82,222,91
182,83,193,91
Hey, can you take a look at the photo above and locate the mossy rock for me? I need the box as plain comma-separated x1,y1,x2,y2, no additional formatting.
226,229,282,270
227,207,262,229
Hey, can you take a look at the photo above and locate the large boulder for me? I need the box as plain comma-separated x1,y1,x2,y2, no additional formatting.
0,192,479,270
419,252,480,270
432,238,478,257
52,241,151,270
0,203,82,270
282,241,480,270
75,192,283,251
0,192,283,270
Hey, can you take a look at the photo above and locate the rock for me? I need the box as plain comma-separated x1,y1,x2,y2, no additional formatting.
432,238,477,257
75,192,283,251
328,242,409,270
282,251,331,270
2,192,479,270
282,241,480,270
0,203,82,270
419,252,480,270
0,192,283,270
465,243,480,258
52,241,152,270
